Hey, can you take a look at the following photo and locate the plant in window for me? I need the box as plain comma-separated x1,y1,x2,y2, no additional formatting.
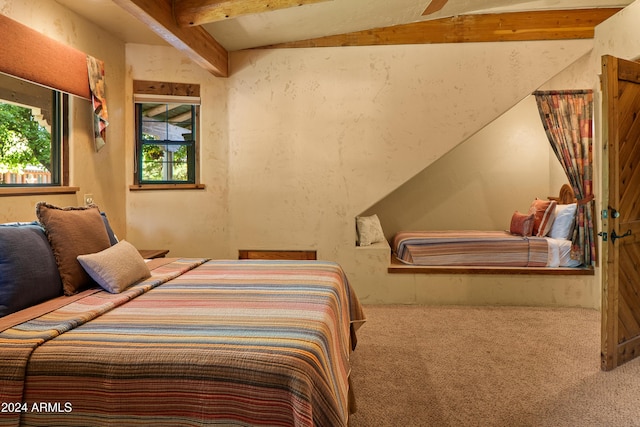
136,101,197,184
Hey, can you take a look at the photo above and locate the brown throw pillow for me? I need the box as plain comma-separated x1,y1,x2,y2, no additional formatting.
509,211,535,236
36,202,111,295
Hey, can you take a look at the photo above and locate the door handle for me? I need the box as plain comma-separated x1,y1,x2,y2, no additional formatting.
611,229,632,243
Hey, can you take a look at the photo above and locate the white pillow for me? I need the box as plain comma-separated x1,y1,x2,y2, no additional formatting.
77,240,151,293
356,214,386,246
549,203,577,240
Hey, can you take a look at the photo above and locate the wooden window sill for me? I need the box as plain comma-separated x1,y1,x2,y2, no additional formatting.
129,184,205,191
388,256,594,275
0,186,79,196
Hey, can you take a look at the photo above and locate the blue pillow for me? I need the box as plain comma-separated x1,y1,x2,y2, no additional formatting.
0,223,62,317
101,212,119,246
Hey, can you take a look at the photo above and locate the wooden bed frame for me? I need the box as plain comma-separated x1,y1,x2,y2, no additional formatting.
549,183,577,205
388,184,594,275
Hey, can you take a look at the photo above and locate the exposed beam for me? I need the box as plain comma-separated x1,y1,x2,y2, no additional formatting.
174,0,333,27
113,0,228,77
422,0,448,17
262,8,622,48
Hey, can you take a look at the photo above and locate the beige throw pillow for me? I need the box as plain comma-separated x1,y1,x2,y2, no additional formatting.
77,240,151,294
356,214,386,246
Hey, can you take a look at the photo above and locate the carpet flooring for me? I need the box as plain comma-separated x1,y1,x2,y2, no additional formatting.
348,305,640,427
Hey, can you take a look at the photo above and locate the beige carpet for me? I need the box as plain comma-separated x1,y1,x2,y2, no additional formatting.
348,305,640,427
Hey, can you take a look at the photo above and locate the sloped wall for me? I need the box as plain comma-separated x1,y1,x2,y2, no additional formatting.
226,41,593,257
124,39,594,305
361,95,568,237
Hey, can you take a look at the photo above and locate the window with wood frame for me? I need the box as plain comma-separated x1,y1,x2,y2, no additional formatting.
132,80,203,190
0,73,68,190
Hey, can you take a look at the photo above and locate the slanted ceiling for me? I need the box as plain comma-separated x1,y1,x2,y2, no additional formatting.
111,0,621,77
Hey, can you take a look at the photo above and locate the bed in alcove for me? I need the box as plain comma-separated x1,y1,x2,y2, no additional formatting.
386,184,593,275
356,94,595,276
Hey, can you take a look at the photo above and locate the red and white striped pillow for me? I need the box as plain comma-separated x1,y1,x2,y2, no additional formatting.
528,199,557,237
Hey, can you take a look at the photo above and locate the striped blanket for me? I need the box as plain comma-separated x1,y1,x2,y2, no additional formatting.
392,230,549,267
0,259,365,427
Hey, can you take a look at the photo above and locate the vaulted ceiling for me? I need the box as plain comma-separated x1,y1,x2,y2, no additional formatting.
56,0,632,78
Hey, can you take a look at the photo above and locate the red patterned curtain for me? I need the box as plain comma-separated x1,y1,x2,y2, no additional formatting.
534,90,595,266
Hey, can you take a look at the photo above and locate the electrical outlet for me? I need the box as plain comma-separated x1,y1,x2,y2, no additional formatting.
84,194,94,205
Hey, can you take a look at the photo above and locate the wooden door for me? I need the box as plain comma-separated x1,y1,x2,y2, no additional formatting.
601,55,640,371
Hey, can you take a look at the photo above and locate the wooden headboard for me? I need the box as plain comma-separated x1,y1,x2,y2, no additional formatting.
549,184,576,204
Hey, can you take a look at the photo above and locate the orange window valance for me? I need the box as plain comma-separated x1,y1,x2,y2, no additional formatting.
0,13,90,99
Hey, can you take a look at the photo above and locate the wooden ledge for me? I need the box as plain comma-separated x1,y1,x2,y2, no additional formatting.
129,184,205,191
388,256,594,276
0,186,79,196
239,249,317,260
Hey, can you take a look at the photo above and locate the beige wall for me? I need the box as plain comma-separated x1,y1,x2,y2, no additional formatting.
125,39,594,307
0,0,127,236
4,0,640,308
124,44,231,258
225,42,592,249
362,95,568,236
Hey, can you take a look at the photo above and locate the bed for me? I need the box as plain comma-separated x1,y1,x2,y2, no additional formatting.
0,203,365,427
389,185,583,268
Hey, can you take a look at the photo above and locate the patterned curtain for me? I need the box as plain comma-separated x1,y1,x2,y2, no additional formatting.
87,55,109,151
534,90,596,266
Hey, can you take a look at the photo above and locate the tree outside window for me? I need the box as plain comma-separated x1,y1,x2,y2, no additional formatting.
0,73,63,187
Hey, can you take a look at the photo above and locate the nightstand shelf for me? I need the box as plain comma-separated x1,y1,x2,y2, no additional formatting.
138,249,169,259
238,250,317,260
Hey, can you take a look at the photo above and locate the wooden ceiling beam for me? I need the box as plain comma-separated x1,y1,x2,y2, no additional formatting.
113,0,228,77
174,0,334,27
262,8,622,48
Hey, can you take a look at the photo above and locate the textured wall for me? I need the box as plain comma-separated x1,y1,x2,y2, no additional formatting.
124,44,231,258
362,95,568,237
5,0,635,306
0,0,127,237
125,38,595,306
225,42,592,257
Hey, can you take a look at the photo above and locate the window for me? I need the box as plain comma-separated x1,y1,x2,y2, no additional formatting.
0,72,67,188
132,81,202,189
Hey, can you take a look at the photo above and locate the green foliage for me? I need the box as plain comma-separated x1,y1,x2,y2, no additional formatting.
141,142,188,182
141,143,164,181
0,103,52,174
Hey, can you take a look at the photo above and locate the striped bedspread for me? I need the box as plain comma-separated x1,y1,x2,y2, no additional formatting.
0,259,365,427
392,230,549,267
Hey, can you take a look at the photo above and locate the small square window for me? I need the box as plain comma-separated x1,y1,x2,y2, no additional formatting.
133,81,201,187
137,103,197,184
